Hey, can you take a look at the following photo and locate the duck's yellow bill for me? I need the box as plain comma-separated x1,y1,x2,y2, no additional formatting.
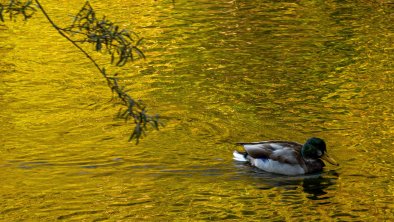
321,153,339,166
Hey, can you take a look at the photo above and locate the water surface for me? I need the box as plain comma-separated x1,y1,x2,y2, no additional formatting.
1,0,393,221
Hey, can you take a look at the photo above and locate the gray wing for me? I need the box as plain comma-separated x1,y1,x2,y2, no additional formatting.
237,141,303,165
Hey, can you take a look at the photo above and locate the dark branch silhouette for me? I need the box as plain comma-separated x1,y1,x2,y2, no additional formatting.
0,0,161,143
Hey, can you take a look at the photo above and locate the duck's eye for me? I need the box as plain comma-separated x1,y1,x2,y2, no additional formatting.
316,150,322,157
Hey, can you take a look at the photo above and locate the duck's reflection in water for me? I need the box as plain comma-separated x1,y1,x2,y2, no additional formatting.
234,162,339,200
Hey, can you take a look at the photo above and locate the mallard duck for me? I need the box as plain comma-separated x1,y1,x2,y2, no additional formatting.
233,137,338,175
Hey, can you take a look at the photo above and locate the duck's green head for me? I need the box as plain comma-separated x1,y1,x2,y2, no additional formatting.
301,137,339,166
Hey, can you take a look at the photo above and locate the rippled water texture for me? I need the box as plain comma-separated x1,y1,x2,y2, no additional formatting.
1,0,393,221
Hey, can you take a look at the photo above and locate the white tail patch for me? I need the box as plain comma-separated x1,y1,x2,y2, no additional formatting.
233,151,248,162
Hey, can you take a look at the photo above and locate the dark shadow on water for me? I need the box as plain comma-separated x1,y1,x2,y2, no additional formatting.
233,161,339,200
302,170,338,200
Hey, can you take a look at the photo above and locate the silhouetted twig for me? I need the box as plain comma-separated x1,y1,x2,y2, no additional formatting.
0,0,161,143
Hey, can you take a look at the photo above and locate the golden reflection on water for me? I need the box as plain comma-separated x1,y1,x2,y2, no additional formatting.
1,0,393,221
